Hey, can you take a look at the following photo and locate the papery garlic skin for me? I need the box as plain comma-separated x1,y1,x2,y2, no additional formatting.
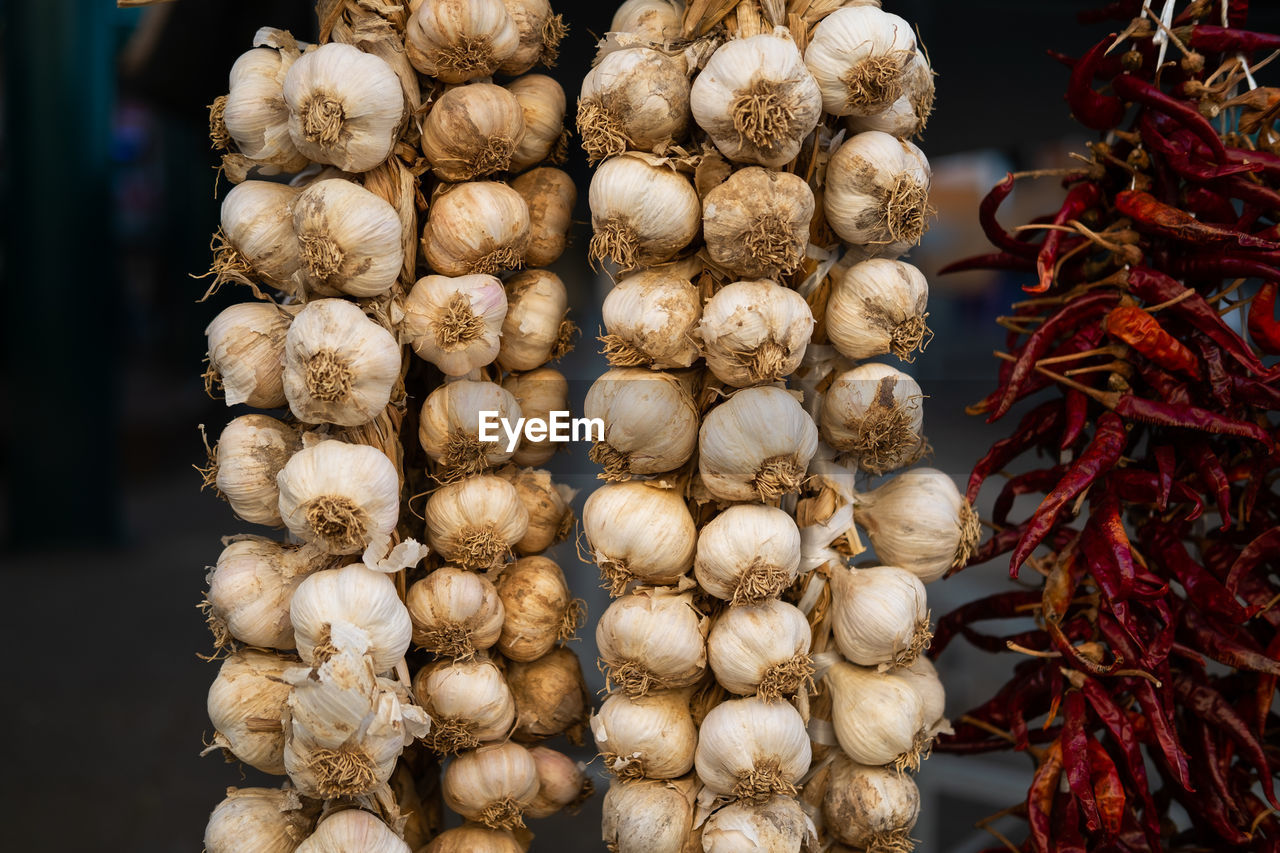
597,591,707,695
513,167,575,266
206,649,295,775
425,475,530,570
220,181,302,290
283,43,404,173
288,563,412,672
421,83,526,182
691,32,822,168
591,690,697,780
496,465,575,555
830,565,930,670
496,555,577,662
822,757,921,850
526,746,591,819
498,269,572,372
506,76,568,173
820,363,925,475
206,536,330,650
295,809,411,853
499,0,564,76
422,826,525,853
407,567,505,656
206,302,291,408
277,440,400,558
600,269,702,369
418,380,522,478
602,776,699,853
589,155,701,270
805,6,918,118
585,368,699,480
413,657,516,753
694,503,802,604
610,0,684,44
708,599,813,700
699,280,814,387
222,46,309,172
578,48,690,162
407,0,520,84
507,646,590,744
292,179,403,298
583,481,697,593
213,415,301,527
825,661,927,771
703,169,815,281
824,131,931,257
442,742,541,830
282,299,400,427
204,786,317,853
694,697,812,803
502,367,568,466
698,386,819,503
403,273,508,376
853,467,979,583
422,181,530,276
846,49,935,139
827,257,931,362
701,795,816,853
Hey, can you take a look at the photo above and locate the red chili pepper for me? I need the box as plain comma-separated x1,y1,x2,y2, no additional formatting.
1146,523,1248,623
1115,190,1280,250
1187,443,1234,530
1186,720,1253,842
1087,391,1275,448
1087,490,1139,595
1248,282,1280,354
1087,739,1128,836
980,173,1041,258
1189,336,1233,411
1176,672,1280,810
1182,185,1242,223
930,589,1044,657
1032,183,1103,293
1068,38,1128,131
993,467,1065,527
967,401,1063,502
1028,740,1064,852
938,251,1038,275
1061,388,1090,449
1138,113,1263,182
1226,527,1280,592
1154,445,1175,511
1111,74,1228,161
1179,603,1280,677
1105,304,1203,378
1134,679,1194,792
1187,24,1280,54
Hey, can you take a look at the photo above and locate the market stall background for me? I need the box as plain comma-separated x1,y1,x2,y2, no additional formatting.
1,1,1276,850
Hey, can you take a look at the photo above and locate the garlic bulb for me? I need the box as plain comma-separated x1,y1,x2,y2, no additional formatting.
413,657,516,753
600,269,702,369
703,169,815,280
422,826,524,853
854,467,980,583
205,302,290,408
502,367,568,466
694,504,802,604
507,646,590,743
827,257,931,362
220,46,308,172
407,0,519,84
418,380,522,478
292,179,403,297
421,83,526,182
583,481,697,593
805,6,918,118
289,563,412,671
498,269,573,371
283,43,403,172
589,155,700,270
577,48,690,162
690,32,822,168
701,796,816,853
891,655,947,735
822,757,920,850
526,746,590,819
403,273,507,376
610,0,684,44
422,181,530,276
407,567,505,656
425,475,530,570
499,0,564,75
204,787,317,853
597,591,708,695
282,299,400,427
496,556,578,662
442,742,541,829
585,368,699,480
694,697,811,803
211,414,301,526
513,167,575,266
506,76,568,173
698,386,818,502
276,440,399,558
591,690,697,779
295,810,410,853
820,363,925,474
699,280,814,387
205,649,294,775
846,49,935,139
495,466,575,555
205,536,331,649
824,131,931,256
219,181,301,290
708,599,813,700
825,661,927,771
602,776,699,853
831,565,930,670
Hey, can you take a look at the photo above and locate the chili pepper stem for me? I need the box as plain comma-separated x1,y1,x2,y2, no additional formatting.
1037,345,1126,365
1007,641,1062,659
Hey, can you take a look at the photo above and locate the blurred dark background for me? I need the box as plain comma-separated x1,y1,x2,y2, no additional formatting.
3,1,1277,850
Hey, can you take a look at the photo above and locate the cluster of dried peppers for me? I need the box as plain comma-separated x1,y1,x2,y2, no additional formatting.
934,0,1280,850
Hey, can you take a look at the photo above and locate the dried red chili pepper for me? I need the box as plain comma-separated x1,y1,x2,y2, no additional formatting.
1225,527,1280,592
1111,74,1228,160
1116,190,1280,249
1072,672,1161,841
1146,523,1248,623
981,173,1042,258
1179,603,1280,677
967,401,1063,501
1248,282,1280,354
1186,24,1280,54
1176,673,1280,809
938,251,1038,275
1105,304,1203,378
1087,739,1127,836
1187,443,1234,529
1068,38,1129,130
1028,740,1064,852
1032,183,1104,293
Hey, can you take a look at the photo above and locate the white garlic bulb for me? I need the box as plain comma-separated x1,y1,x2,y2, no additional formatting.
506,646,590,744
204,786,317,853
854,467,980,583
846,49,935,139
698,386,818,503
211,414,301,526
585,368,699,480
600,269,702,369
694,504,802,604
407,567,505,656
824,131,931,257
610,0,684,44
827,257,931,362
292,179,403,298
425,475,530,570
805,6,918,117
691,32,822,168
601,776,699,853
506,76,568,173
205,536,331,649
403,273,508,376
442,742,541,829
891,655,948,735
513,167,575,266
418,380,522,478
582,481,697,593
496,555,577,662
496,465,575,555
295,809,410,853
825,661,928,771
288,563,412,671
525,746,591,819
578,48,690,162
699,280,814,387
701,795,816,853
822,757,921,850
422,826,524,853
591,690,697,779
282,299,400,427
205,302,290,408
499,0,564,76
820,363,925,475
694,697,812,803
497,269,572,372
283,43,404,172
597,591,707,695
407,0,519,84
831,565,930,670
220,45,309,172
589,155,700,270
703,169,815,281
413,657,516,753
708,599,813,700
205,649,294,775
421,83,526,182
219,181,301,290
276,440,399,558
422,181,530,276
502,367,568,466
